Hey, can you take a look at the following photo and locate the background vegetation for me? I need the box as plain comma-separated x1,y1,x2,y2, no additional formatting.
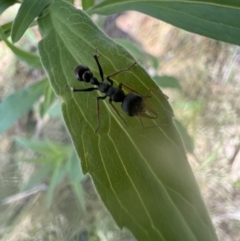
0,1,240,241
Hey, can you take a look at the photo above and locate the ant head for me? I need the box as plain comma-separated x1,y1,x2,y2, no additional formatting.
74,65,93,82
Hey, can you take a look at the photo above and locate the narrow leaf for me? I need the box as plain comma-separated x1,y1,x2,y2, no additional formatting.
19,157,54,165
154,75,182,90
0,21,13,40
199,147,220,169
15,138,55,154
0,79,48,134
174,119,194,154
68,150,86,210
38,1,218,240
40,83,56,118
115,39,159,69
22,164,52,190
47,163,66,207
11,0,52,43
15,137,70,157
0,0,17,15
71,182,86,211
82,0,95,10
0,20,38,41
89,0,240,46
0,27,42,68
68,150,84,183
47,101,62,117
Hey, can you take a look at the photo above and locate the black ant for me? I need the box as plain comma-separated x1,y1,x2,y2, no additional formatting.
66,51,158,132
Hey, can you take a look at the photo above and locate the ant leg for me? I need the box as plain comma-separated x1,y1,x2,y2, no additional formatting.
93,50,104,82
142,103,158,119
143,88,169,100
109,99,128,127
106,77,113,86
66,85,98,92
119,85,168,100
119,83,140,95
137,115,144,128
137,109,158,130
95,95,107,133
106,62,136,86
107,62,137,79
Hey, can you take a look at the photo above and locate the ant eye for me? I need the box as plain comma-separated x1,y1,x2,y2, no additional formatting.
74,65,90,81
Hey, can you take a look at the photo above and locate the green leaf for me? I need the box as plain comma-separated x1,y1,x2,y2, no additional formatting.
199,147,220,169
174,119,194,154
68,150,84,183
82,0,95,10
235,181,240,188
0,27,42,68
11,0,52,43
89,0,240,46
15,138,55,155
47,162,66,207
38,1,218,240
0,0,17,15
15,137,70,157
71,181,85,210
40,82,57,118
0,20,38,41
16,137,79,209
0,79,48,134
68,150,86,209
19,157,54,165
0,21,13,40
115,39,159,70
154,75,182,90
22,163,53,190
47,101,62,117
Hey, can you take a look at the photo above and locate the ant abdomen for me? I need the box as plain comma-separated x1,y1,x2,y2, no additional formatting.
74,65,92,82
121,93,144,116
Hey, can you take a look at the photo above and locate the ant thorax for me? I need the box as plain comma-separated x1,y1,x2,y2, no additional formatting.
98,81,110,92
98,81,126,103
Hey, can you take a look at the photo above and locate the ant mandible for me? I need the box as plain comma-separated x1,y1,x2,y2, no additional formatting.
66,50,158,132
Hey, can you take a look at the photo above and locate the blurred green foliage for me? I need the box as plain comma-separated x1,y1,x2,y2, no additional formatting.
2,0,238,240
